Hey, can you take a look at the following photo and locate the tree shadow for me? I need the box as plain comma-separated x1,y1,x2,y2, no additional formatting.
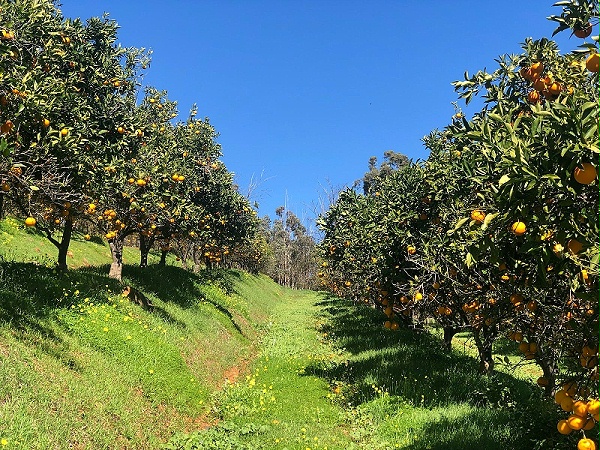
304,294,558,448
0,261,120,372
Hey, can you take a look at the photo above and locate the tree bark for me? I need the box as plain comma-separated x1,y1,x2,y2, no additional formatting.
159,249,167,267
56,218,73,271
443,326,457,351
537,352,558,396
472,330,495,375
109,237,125,281
139,234,154,268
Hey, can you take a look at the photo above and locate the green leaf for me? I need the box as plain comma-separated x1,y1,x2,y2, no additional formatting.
499,174,511,186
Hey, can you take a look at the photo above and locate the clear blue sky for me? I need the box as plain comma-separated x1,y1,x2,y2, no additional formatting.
58,1,575,228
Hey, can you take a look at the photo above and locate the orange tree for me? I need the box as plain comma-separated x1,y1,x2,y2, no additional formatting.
0,1,149,269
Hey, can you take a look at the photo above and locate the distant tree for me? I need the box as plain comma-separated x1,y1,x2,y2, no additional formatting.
361,150,410,194
266,207,317,289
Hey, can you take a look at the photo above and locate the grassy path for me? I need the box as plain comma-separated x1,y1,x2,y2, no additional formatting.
170,289,356,449
170,288,561,450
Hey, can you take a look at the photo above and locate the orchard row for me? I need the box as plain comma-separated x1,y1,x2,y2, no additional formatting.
0,1,266,279
317,2,598,449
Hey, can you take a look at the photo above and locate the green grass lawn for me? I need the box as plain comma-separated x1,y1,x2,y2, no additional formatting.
0,217,574,449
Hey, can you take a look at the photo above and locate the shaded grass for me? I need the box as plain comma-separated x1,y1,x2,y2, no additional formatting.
0,218,285,448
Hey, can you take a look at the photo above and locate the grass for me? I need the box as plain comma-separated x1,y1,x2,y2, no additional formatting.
0,218,281,448
0,217,576,449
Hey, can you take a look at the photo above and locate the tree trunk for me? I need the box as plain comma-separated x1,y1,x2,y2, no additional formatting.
472,329,495,375
56,218,74,271
477,346,495,375
159,249,167,267
443,326,457,351
139,234,154,268
537,352,558,396
109,237,125,281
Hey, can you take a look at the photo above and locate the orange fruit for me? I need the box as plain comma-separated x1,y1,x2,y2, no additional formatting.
573,400,589,417
586,53,599,73
588,399,600,415
60,128,68,137
527,90,541,104
413,292,423,301
117,126,125,134
390,322,399,330
547,82,562,95
533,78,546,91
470,209,486,223
24,217,36,227
573,163,597,185
577,438,597,450
1,120,14,134
384,320,391,329
407,245,416,255
136,179,146,186
574,23,593,38
554,389,569,404
557,419,572,435
536,376,549,387
568,414,587,430
567,239,583,254
42,118,50,127
511,221,526,235
530,62,544,75
560,397,573,412
1,183,9,192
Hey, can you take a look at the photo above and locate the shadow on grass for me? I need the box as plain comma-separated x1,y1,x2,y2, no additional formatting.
0,261,122,372
77,264,245,332
305,294,559,450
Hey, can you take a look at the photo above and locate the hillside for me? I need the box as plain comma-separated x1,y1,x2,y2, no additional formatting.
0,218,564,449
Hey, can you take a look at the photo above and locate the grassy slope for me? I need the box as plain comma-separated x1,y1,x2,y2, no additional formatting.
0,218,282,448
0,217,568,449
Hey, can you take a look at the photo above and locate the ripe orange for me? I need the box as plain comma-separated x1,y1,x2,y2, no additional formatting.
573,163,597,185
390,322,399,330
511,221,526,235
177,175,185,182
586,53,599,73
530,61,544,76
1,183,9,192
1,120,14,134
574,23,593,38
527,90,541,104
42,118,50,127
568,414,587,430
413,292,423,301
117,126,125,134
547,82,562,95
407,245,416,255
561,397,575,413
554,389,569,404
470,209,486,223
533,78,546,91
567,239,583,254
577,438,597,450
573,400,590,417
136,179,146,186
60,128,68,137
536,376,549,387
588,399,600,415
24,217,36,227
557,419,572,435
